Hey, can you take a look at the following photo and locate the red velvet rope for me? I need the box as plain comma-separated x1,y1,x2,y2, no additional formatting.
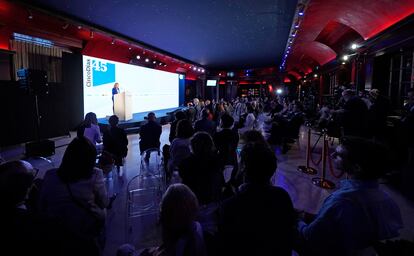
310,148,323,166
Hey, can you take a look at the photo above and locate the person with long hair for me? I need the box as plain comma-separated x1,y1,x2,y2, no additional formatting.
79,112,102,148
168,119,194,174
39,136,109,255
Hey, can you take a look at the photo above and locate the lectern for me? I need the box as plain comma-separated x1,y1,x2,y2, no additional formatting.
114,91,133,121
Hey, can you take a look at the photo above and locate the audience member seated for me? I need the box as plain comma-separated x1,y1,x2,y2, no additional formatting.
168,119,194,175
138,184,206,256
79,112,102,148
233,97,247,123
169,111,187,143
139,112,162,160
0,160,58,256
238,104,256,135
194,109,216,135
179,132,224,205
333,89,369,137
218,143,295,256
242,129,268,145
102,115,128,174
367,89,390,139
297,136,403,256
39,137,109,256
267,101,304,153
213,114,239,168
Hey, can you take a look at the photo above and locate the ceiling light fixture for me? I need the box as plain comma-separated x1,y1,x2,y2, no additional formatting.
351,43,358,50
111,38,115,45
28,10,33,20
145,58,149,62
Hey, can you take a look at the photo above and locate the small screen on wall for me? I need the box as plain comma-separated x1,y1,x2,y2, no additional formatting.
206,80,217,86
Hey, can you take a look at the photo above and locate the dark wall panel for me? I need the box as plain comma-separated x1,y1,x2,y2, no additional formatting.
0,52,83,147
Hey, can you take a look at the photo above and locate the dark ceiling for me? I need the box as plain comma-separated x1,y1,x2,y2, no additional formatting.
24,0,298,69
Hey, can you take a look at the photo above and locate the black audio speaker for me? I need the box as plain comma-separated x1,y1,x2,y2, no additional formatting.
17,69,48,94
25,139,55,157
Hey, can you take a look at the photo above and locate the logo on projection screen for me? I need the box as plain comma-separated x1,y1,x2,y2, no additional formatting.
90,59,116,86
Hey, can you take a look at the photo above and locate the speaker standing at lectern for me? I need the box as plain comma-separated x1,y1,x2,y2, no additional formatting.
112,82,120,113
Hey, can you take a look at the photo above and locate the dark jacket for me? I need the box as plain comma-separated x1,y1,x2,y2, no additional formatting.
213,128,239,165
218,184,295,256
139,120,162,153
103,126,128,165
179,154,224,205
341,96,369,137
194,118,216,135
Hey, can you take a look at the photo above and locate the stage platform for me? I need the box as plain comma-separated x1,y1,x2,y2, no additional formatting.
98,107,184,133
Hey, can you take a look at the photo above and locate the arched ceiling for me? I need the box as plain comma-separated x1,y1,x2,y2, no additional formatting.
21,0,298,69
286,0,414,75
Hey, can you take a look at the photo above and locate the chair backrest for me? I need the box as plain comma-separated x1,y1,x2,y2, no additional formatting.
140,148,163,175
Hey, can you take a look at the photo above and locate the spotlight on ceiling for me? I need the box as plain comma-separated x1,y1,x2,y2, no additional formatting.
314,74,318,78
351,43,358,50
197,68,201,72
77,25,82,29
276,89,283,94
145,58,150,62
342,62,346,65
159,62,162,66
163,64,167,67
342,55,349,61
298,12,304,16
111,38,115,45
136,55,140,59
128,46,132,50
153,60,156,64
193,67,197,71
295,24,299,28
201,69,205,73
28,10,33,20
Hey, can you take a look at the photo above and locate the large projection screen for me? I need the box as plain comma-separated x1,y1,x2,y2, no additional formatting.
83,55,179,118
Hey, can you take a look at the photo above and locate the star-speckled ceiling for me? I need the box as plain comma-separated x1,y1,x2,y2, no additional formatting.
22,0,298,69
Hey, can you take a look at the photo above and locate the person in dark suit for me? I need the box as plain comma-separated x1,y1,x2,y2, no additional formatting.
103,115,128,173
112,82,120,113
139,112,162,159
194,109,216,135
218,143,295,256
